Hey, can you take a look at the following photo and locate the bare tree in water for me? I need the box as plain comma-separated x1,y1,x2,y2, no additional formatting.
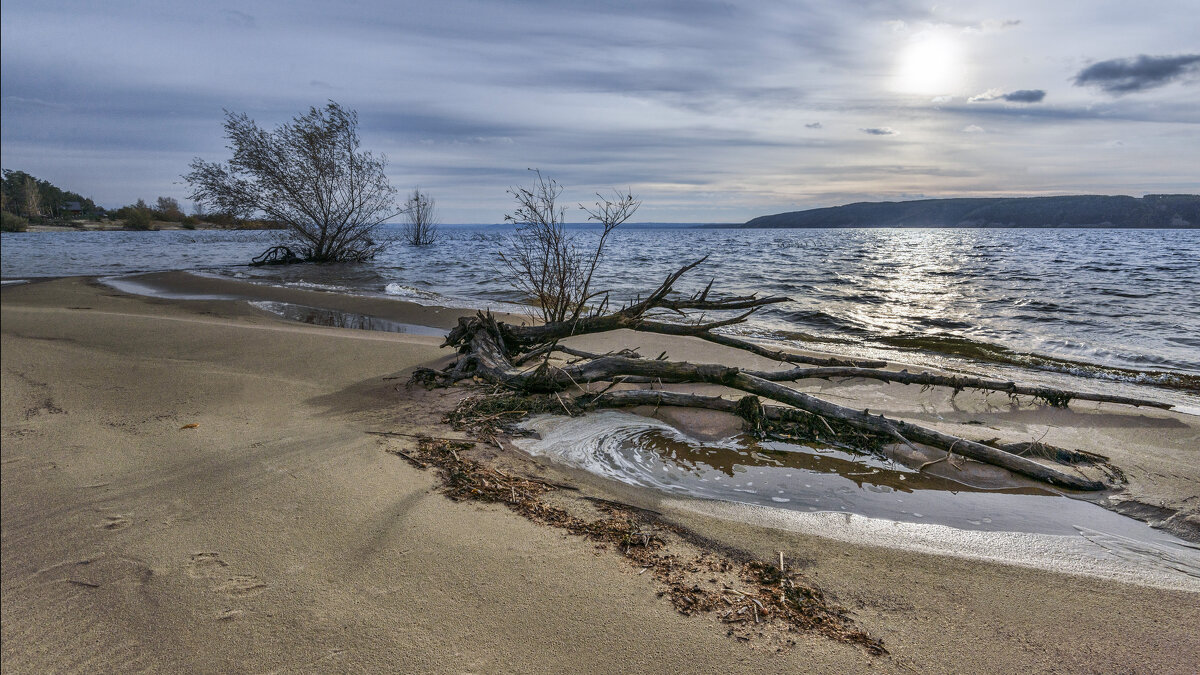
401,188,439,245
185,101,399,263
499,169,639,323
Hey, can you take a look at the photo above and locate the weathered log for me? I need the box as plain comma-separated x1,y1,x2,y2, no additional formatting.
588,390,1123,471
727,373,1104,490
743,366,1172,410
655,328,886,369
430,337,1105,490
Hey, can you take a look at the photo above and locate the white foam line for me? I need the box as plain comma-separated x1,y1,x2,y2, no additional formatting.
666,498,1200,593
99,275,239,301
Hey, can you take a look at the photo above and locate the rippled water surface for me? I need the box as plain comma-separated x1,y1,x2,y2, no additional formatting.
4,226,1198,403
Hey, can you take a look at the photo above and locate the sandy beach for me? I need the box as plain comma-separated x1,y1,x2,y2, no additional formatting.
3,275,1199,673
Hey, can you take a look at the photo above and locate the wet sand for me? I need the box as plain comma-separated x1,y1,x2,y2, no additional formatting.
3,275,1198,673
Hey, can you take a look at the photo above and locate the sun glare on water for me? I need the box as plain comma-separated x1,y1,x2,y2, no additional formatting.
893,33,966,95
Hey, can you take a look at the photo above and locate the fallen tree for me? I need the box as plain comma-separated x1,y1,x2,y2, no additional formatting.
416,257,1169,492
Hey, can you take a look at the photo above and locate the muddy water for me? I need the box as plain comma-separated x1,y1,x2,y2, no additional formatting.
515,411,1200,590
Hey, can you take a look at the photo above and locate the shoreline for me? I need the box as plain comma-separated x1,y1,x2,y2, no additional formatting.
3,276,1198,671
20,270,1200,541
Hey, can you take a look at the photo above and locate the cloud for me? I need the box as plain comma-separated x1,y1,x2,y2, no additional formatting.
805,122,822,129
968,88,1004,102
860,127,898,136
1073,54,1200,94
962,125,985,133
969,88,1045,103
1002,89,1045,103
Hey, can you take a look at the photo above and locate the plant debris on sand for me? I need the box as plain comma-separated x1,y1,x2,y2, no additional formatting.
384,434,886,654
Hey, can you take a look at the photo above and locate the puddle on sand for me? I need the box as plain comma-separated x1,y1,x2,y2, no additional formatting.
515,411,1200,591
250,301,446,337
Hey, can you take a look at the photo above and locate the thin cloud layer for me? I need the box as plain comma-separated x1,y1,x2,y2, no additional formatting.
1074,54,1200,94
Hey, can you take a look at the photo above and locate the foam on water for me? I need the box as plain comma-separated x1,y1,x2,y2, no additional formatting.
383,282,528,315
100,275,239,301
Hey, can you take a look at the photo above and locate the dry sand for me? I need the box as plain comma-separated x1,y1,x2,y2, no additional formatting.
3,276,1198,673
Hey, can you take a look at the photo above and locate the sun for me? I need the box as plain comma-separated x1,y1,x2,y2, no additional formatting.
893,32,966,95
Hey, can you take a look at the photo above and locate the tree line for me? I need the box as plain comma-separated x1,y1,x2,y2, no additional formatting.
0,168,285,233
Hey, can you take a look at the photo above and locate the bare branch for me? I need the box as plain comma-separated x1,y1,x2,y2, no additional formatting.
742,366,1171,409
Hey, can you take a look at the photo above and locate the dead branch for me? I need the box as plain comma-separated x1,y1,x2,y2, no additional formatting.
743,366,1170,410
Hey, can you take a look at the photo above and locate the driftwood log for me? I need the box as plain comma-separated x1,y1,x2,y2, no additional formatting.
416,258,1170,492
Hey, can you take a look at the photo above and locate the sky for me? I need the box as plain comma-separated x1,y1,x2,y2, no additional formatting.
2,0,1197,223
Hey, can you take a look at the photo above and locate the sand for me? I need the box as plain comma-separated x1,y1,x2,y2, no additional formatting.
3,276,1198,673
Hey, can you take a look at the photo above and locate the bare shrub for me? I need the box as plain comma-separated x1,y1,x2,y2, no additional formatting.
185,101,399,263
499,170,639,324
401,188,439,245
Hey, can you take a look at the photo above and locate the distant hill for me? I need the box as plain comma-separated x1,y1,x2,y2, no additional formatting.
740,195,1200,229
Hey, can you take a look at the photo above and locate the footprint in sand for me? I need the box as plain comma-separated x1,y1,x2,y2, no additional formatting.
187,552,269,599
100,515,130,531
215,574,268,598
187,552,229,579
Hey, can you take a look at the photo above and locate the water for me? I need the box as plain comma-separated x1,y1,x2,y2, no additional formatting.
516,411,1200,591
4,226,1198,407
249,301,446,336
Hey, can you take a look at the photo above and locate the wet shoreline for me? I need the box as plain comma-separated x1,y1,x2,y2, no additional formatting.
37,270,1200,551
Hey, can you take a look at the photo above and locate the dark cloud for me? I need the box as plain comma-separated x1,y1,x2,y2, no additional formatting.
1002,89,1045,103
969,89,1045,103
860,127,897,136
940,99,1198,124
1073,54,1200,94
